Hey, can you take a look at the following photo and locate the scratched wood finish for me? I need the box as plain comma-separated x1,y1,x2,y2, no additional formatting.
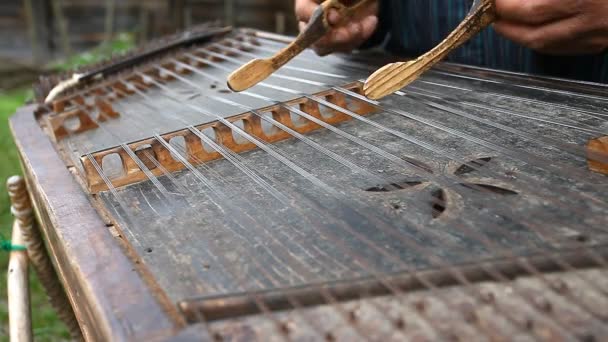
11,29,608,341
101,84,608,303
10,105,184,341
207,267,608,341
46,31,608,307
179,246,608,322
90,46,608,306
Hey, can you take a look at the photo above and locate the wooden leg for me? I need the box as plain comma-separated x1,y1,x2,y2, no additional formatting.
8,219,32,342
7,176,83,341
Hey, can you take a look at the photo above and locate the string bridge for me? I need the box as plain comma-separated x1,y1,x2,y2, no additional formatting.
81,83,378,193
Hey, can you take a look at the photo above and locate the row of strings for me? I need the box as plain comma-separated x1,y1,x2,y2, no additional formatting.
47,33,608,340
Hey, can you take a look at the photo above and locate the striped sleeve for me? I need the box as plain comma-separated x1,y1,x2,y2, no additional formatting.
361,0,608,84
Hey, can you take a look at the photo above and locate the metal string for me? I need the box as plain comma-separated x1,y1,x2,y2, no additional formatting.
429,69,608,104
184,49,608,235
177,46,608,288
207,42,349,79
108,73,608,312
339,86,608,208
407,87,607,141
414,79,608,121
398,88,608,180
77,87,344,295
167,50,608,256
52,33,608,338
163,52,608,318
126,74,544,340
111,79,443,339
132,68,588,336
104,64,604,336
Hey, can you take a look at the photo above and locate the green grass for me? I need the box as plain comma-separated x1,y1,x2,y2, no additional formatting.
51,33,135,71
0,33,136,341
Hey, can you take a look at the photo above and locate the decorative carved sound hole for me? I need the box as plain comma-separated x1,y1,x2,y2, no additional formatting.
365,180,424,192
365,156,518,220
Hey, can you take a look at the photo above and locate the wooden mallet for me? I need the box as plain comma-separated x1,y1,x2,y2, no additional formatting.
227,0,376,92
363,0,497,100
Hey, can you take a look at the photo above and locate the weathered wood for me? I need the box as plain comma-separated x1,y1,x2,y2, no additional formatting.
10,105,186,341
364,0,496,99
81,83,376,193
180,246,608,322
46,96,120,141
53,33,607,313
99,75,608,306
208,267,608,341
7,220,32,342
12,27,608,341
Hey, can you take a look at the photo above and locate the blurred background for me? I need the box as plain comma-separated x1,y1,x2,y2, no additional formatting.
0,1,297,340
1,0,298,90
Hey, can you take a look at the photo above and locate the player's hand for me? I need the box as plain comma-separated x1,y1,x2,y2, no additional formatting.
494,0,608,55
295,0,379,56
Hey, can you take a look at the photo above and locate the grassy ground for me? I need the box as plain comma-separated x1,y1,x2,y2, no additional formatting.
1,89,70,341
0,34,135,341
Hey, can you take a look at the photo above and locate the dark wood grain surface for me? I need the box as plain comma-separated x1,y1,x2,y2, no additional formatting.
9,32,608,340
10,105,187,341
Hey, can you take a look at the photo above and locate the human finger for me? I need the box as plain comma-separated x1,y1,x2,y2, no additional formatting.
295,0,322,22
359,14,379,40
313,15,379,55
326,0,379,25
494,15,607,54
312,26,353,55
495,0,582,25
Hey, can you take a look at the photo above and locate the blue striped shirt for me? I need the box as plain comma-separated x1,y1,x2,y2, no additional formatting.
368,0,608,83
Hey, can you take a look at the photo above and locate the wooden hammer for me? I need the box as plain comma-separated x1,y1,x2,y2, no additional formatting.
364,0,497,100
227,0,376,92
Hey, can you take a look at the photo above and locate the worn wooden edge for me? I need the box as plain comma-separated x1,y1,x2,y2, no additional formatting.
9,104,193,341
179,245,608,323
205,267,608,341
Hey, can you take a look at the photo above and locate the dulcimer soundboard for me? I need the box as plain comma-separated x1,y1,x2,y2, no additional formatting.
10,26,608,341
